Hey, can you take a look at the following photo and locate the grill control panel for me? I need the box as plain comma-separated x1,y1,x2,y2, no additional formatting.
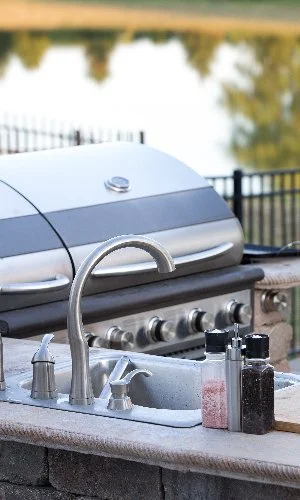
86,288,253,360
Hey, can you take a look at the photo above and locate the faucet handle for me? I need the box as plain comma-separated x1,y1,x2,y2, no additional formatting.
31,334,57,400
32,334,55,363
108,369,152,411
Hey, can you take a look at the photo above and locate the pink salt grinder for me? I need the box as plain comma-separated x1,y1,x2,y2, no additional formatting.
201,328,229,429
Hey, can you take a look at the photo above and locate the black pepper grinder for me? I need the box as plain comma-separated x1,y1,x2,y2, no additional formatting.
241,333,274,435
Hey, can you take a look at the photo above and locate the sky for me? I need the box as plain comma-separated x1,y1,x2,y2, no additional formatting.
0,38,242,177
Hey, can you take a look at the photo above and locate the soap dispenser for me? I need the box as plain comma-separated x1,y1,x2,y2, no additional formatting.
31,334,57,400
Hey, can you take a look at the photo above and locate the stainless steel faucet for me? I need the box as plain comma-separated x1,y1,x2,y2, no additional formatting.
67,234,175,405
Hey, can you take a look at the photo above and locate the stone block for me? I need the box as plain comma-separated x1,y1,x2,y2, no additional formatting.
49,449,163,499
274,359,290,372
269,323,293,364
254,290,291,327
162,469,300,500
249,322,292,364
0,441,48,486
0,483,83,499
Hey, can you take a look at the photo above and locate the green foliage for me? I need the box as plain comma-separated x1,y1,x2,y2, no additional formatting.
13,32,50,69
84,32,120,82
0,33,13,77
223,35,300,170
180,32,222,77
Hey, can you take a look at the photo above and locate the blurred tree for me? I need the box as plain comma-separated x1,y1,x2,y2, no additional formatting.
118,30,135,44
133,31,174,44
85,32,119,82
0,32,13,78
223,35,300,170
180,32,222,78
13,32,50,69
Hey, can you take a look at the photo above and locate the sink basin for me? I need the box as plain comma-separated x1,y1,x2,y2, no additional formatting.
2,349,299,428
274,372,300,390
1,350,202,428
21,353,201,410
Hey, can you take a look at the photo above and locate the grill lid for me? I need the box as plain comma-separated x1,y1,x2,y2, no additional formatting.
0,180,73,312
0,143,244,306
0,142,210,213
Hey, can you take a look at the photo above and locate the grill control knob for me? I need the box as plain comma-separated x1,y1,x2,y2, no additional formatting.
105,326,134,351
225,300,252,325
261,290,289,313
187,308,214,334
85,332,102,348
146,317,176,344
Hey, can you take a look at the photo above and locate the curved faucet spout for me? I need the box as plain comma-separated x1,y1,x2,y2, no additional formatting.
67,234,175,405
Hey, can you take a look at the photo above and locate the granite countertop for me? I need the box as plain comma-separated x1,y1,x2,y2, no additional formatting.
1,338,300,488
253,257,300,289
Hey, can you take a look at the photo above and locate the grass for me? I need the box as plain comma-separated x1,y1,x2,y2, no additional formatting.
39,0,300,22
1,0,300,31
40,0,300,4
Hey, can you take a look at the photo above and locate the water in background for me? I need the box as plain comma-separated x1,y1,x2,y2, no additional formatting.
0,30,300,177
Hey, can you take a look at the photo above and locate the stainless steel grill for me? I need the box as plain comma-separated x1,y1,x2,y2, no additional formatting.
0,143,263,359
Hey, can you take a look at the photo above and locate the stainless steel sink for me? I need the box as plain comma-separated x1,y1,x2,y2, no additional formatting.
21,353,201,410
2,348,300,428
274,372,300,390
1,350,202,428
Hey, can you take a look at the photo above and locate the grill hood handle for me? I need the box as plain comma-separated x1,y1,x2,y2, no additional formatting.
91,241,234,277
0,274,70,294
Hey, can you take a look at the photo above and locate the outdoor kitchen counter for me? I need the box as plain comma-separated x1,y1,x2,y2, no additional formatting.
1,339,300,499
254,257,300,290
253,257,300,372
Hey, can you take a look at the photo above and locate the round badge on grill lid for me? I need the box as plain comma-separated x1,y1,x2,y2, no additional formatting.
105,176,131,193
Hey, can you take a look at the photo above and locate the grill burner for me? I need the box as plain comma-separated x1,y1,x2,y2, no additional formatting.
83,266,261,360
0,264,263,360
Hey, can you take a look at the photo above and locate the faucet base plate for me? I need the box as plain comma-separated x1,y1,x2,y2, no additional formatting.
0,382,202,428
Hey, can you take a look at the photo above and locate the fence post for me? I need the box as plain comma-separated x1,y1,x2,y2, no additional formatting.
75,129,81,146
139,131,145,144
233,169,243,226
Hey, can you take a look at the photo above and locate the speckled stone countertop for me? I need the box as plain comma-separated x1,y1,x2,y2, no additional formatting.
254,257,300,289
1,338,300,488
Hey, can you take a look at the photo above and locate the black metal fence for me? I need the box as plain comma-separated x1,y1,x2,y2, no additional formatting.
207,168,300,356
0,117,145,155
